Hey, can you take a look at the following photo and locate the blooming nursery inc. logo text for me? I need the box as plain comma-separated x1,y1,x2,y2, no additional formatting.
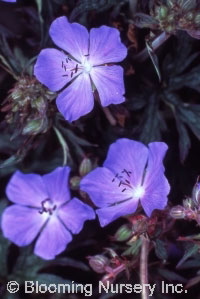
7,281,188,296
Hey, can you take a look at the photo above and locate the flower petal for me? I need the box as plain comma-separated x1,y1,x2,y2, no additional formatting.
90,65,125,106
141,142,170,216
103,139,148,187
1,205,48,246
49,16,89,63
97,199,138,227
89,25,127,65
34,216,72,260
58,197,95,234
34,48,80,92
42,167,71,206
6,171,47,207
56,73,94,122
80,167,132,208
186,30,200,39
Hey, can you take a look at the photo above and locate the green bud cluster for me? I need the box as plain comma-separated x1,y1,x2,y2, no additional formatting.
3,76,56,137
151,0,200,34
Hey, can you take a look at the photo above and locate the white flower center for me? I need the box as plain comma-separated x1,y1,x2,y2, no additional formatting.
132,186,145,199
82,59,92,73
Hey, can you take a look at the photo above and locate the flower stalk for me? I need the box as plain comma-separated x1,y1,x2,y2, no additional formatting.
134,32,170,62
140,235,150,299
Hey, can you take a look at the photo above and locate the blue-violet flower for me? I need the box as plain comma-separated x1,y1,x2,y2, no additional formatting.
34,16,127,122
1,167,95,259
80,138,170,227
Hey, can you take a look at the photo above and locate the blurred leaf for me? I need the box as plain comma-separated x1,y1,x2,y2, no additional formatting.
178,257,200,269
175,115,191,163
127,92,147,111
35,273,72,285
176,244,199,269
122,239,142,256
50,257,89,271
158,269,187,283
155,239,168,260
133,13,158,29
146,38,161,82
139,93,162,143
70,0,128,21
0,199,10,277
54,126,69,166
180,0,196,11
0,154,24,169
185,275,200,289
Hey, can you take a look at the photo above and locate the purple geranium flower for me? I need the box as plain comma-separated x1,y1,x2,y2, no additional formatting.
34,16,127,122
1,0,16,2
80,138,170,227
1,167,95,260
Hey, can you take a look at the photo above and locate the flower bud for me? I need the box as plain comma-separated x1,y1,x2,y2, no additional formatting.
114,224,133,242
155,6,168,19
183,198,194,209
192,182,200,206
79,158,92,177
88,255,109,273
195,13,200,25
167,14,175,23
70,176,81,190
22,118,48,136
186,12,194,21
167,0,174,9
170,206,186,219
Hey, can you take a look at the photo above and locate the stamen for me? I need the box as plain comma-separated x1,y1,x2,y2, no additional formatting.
38,199,57,216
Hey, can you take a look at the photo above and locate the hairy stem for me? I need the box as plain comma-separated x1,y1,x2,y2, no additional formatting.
102,107,117,126
140,235,150,299
134,32,170,62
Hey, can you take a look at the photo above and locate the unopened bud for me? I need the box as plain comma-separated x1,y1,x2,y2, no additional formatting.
165,24,175,33
155,6,168,19
167,0,174,9
114,224,133,242
167,14,175,23
22,118,48,135
186,12,194,21
192,181,200,206
70,176,81,190
195,13,200,25
79,158,92,177
31,96,47,112
183,197,194,209
170,206,185,219
88,255,109,273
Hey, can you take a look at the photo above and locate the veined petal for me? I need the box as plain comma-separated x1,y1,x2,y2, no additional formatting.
1,205,48,246
58,197,95,234
56,73,94,122
6,171,47,207
89,25,127,65
34,49,80,92
103,139,148,187
141,142,170,216
90,65,125,106
34,216,72,260
49,16,89,63
97,199,138,227
42,167,71,206
80,167,132,208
